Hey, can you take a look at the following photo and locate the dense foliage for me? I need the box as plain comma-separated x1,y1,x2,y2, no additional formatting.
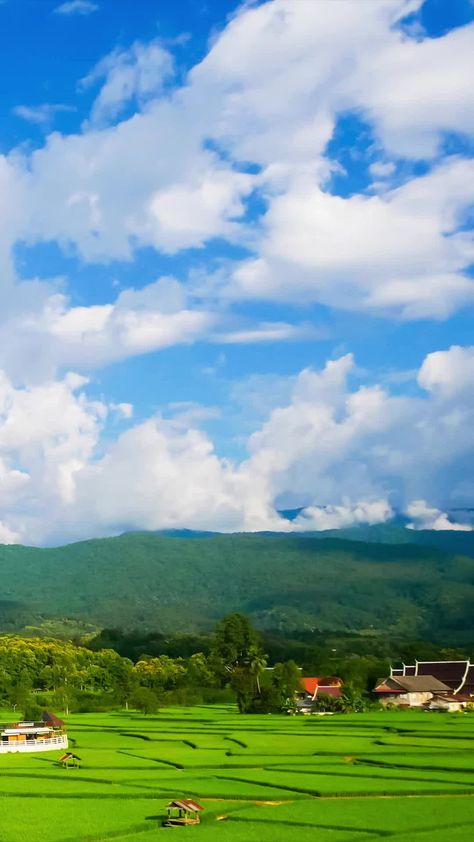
0,614,306,716
0,531,473,639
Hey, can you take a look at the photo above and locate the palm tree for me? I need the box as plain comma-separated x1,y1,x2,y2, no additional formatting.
245,646,268,695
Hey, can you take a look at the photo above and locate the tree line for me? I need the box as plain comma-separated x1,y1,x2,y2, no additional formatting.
2,613,469,719
0,614,306,717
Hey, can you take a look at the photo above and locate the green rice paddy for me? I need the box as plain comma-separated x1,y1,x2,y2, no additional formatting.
0,706,473,841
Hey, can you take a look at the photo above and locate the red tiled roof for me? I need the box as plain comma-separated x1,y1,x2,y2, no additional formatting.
318,685,342,698
42,710,64,728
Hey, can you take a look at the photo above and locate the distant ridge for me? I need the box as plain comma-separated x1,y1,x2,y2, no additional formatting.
149,520,474,558
0,530,472,639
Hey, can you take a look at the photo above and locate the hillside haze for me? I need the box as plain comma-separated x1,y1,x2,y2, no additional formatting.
0,531,473,639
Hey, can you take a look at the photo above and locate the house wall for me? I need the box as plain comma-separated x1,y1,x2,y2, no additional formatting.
378,691,433,708
406,691,433,706
429,700,462,712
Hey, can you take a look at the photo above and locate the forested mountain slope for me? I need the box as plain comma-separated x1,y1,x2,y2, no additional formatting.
0,532,473,637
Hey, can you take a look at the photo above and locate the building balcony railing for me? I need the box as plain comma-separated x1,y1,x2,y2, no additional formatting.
0,734,68,753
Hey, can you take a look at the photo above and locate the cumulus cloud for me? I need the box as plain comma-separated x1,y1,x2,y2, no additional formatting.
72,418,276,537
0,2,471,543
354,19,474,158
148,168,253,252
0,522,21,545
0,277,214,382
231,157,474,318
197,0,473,164
293,499,393,531
243,348,474,517
0,0,470,321
0,370,107,542
418,345,474,398
406,500,473,531
0,345,471,544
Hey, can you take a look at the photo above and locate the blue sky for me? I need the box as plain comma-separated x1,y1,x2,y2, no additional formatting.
0,0,473,544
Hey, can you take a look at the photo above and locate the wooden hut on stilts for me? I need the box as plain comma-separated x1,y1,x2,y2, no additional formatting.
163,799,204,826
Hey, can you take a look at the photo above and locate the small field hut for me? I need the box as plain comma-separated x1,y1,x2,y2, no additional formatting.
164,799,204,826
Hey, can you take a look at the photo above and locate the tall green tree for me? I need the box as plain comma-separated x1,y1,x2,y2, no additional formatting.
272,660,301,711
211,613,261,681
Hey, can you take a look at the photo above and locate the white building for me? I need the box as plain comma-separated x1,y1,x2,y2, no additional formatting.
0,713,68,754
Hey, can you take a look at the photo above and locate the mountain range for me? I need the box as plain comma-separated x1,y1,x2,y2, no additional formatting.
0,526,473,640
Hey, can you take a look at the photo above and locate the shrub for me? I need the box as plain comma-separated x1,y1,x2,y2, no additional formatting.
22,700,44,721
130,687,160,714
73,691,120,713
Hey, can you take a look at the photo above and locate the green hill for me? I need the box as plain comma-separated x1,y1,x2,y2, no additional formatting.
0,531,473,638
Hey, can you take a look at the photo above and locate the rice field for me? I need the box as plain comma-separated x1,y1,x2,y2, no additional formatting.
0,706,473,841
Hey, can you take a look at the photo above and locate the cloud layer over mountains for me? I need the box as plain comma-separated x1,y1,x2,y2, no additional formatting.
0,345,472,544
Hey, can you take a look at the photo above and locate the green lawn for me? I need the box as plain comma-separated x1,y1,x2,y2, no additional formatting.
0,707,473,841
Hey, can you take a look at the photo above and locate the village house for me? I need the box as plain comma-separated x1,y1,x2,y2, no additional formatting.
428,694,467,713
296,676,343,713
0,711,67,754
373,674,452,707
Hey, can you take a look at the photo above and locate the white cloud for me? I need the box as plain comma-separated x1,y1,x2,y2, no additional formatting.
0,155,28,288
54,1,98,16
81,40,174,126
215,321,317,344
354,20,474,158
0,0,471,544
0,0,470,323
242,348,474,516
418,345,474,398
0,522,21,545
293,499,393,531
13,104,75,126
109,403,133,420
0,345,471,543
148,168,253,252
369,161,396,178
406,499,473,531
167,401,220,426
231,157,474,319
14,109,254,262
193,0,473,166
71,416,283,539
0,277,214,382
0,370,107,542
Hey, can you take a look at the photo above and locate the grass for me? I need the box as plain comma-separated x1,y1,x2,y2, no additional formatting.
0,707,473,841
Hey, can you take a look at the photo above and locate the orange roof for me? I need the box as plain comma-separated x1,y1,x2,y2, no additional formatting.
301,677,342,696
301,677,319,695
